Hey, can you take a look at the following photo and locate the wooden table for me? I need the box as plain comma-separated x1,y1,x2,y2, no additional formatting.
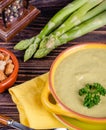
0,0,106,129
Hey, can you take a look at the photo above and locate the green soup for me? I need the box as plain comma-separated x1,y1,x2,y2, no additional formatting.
54,48,106,118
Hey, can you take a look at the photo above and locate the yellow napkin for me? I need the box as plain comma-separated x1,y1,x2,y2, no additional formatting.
9,73,66,129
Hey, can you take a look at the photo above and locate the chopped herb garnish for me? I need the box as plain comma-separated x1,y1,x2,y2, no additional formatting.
79,83,106,108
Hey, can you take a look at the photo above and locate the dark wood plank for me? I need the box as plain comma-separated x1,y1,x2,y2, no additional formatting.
0,0,106,129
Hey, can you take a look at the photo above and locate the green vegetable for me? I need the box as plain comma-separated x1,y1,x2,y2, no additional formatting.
79,83,106,108
14,0,88,61
24,36,40,61
14,36,36,50
51,0,103,37
34,11,106,58
24,0,89,61
14,0,106,61
38,0,103,50
36,0,88,39
59,11,106,45
81,0,106,22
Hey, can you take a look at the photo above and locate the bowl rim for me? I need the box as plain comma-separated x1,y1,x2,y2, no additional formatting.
0,48,19,90
54,114,106,130
49,43,106,122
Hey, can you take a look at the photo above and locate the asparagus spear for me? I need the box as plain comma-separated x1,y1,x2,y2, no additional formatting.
51,0,103,38
16,0,89,61
14,0,88,51
35,0,89,39
24,0,103,61
34,0,106,52
39,0,103,49
23,36,41,61
34,11,106,58
82,0,106,22
14,37,35,50
59,11,106,45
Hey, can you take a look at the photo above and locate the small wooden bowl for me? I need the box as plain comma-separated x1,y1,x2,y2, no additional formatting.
0,48,19,93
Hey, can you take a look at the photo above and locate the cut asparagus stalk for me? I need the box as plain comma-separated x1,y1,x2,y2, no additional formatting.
14,0,87,51
34,11,106,58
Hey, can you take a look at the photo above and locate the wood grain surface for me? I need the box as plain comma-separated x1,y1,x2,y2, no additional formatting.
0,0,106,129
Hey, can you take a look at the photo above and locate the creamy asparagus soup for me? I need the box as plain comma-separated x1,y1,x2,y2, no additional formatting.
54,48,106,117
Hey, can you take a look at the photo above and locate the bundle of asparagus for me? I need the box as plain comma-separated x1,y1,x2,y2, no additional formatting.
14,0,106,61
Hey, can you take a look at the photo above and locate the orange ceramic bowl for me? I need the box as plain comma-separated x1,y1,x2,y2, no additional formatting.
0,48,19,93
41,43,106,124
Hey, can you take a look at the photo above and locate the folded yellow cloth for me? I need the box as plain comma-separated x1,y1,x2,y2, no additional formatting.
9,73,66,129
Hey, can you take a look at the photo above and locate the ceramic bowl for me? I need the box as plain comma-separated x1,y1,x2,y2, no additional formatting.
54,114,106,130
41,43,106,124
0,48,19,93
